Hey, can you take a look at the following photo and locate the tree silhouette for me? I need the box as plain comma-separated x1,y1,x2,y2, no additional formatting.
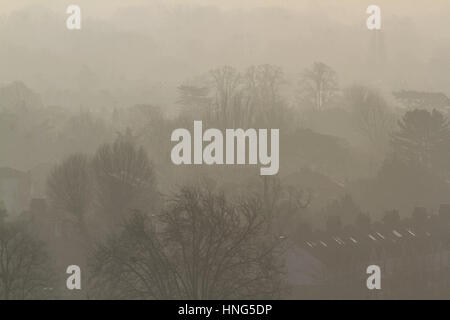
345,85,394,153
162,187,282,299
92,132,157,229
182,65,291,129
210,66,242,126
87,213,179,299
58,112,111,155
47,153,92,235
88,185,283,299
297,62,338,111
391,109,450,173
241,64,286,127
0,220,54,299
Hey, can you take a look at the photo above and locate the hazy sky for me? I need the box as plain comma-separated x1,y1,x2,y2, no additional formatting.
2,0,449,17
2,1,450,37
2,0,450,39
1,0,450,104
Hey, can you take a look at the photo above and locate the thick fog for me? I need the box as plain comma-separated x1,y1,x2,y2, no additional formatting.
1,0,450,108
0,0,449,300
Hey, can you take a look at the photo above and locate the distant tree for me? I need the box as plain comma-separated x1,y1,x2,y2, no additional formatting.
209,66,242,125
92,132,157,229
126,105,172,165
391,109,450,173
58,112,111,155
0,220,54,299
182,65,291,128
297,62,338,111
241,64,287,127
47,153,92,236
345,85,394,153
88,186,283,299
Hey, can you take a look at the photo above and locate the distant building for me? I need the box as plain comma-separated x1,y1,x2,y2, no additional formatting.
0,167,31,217
393,90,450,111
295,206,450,299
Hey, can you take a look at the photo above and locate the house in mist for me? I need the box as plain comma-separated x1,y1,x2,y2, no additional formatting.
297,205,450,299
0,167,31,217
283,241,327,299
393,90,450,112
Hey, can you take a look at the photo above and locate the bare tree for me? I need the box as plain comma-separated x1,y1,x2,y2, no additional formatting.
242,64,287,127
87,213,179,299
209,66,243,126
162,186,283,299
185,65,290,128
297,62,338,111
92,132,157,229
88,185,283,299
0,220,55,299
47,153,92,235
345,85,394,153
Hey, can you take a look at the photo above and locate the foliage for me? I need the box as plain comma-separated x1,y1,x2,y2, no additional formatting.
391,109,450,173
